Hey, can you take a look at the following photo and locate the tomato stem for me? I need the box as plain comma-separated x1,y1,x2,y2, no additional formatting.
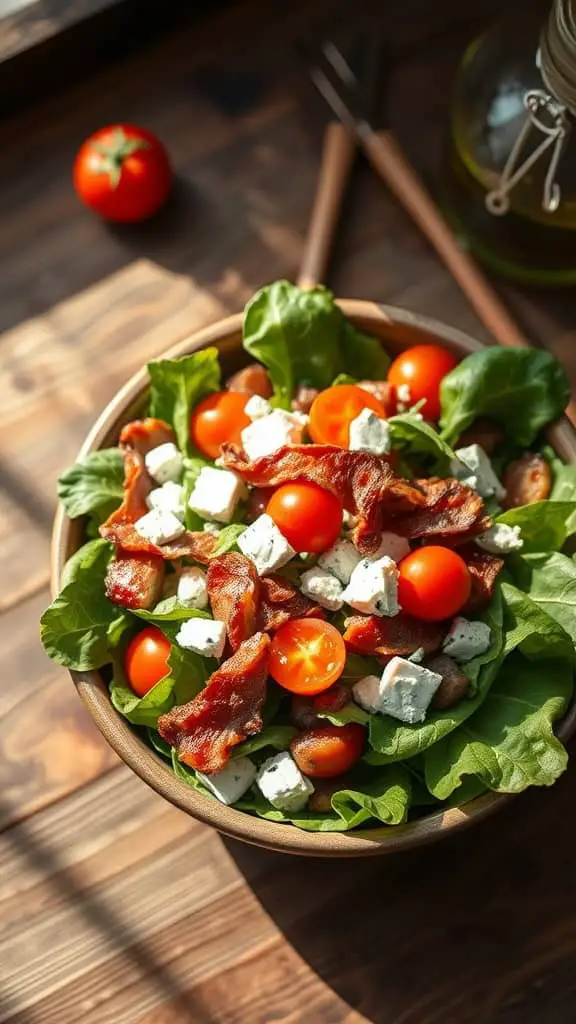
89,127,151,190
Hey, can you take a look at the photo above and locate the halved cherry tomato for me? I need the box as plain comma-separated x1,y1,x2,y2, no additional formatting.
387,344,458,420
308,384,387,448
266,482,342,553
124,625,171,697
269,618,346,695
190,390,251,459
290,724,365,778
398,546,471,622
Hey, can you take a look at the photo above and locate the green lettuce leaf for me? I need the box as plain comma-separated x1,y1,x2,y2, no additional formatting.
212,523,247,555
60,538,114,589
241,764,412,832
550,459,576,534
57,448,124,524
496,500,576,553
110,664,177,727
148,348,221,453
147,729,172,760
132,597,211,624
388,412,457,474
40,543,130,671
243,281,388,408
424,654,573,799
234,725,297,758
500,581,576,661
439,348,570,447
366,591,504,764
506,551,576,647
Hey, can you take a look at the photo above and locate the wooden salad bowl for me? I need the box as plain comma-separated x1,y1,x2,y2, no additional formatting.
51,301,576,857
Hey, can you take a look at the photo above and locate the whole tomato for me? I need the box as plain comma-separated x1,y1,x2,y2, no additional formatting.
73,124,173,222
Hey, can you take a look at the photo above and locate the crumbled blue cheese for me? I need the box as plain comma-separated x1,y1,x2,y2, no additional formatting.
318,538,361,584
176,567,208,610
451,444,506,501
348,408,391,455
244,394,272,420
476,522,523,554
134,508,186,546
144,442,184,484
203,522,221,536
198,756,256,805
241,409,307,460
342,556,400,617
371,531,410,562
188,467,246,524
299,567,344,611
379,657,443,723
407,647,425,663
396,383,412,405
175,617,226,658
238,513,295,575
256,752,314,812
442,617,491,662
352,674,382,714
146,481,186,520
353,658,442,723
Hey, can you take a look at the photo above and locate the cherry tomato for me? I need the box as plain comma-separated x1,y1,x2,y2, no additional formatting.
73,124,172,222
308,384,387,448
290,724,365,778
387,344,458,420
269,618,346,695
124,626,171,697
398,546,471,622
190,390,251,459
266,482,342,553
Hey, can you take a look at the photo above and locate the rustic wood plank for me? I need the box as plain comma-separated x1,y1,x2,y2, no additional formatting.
2,761,576,1024
0,588,118,830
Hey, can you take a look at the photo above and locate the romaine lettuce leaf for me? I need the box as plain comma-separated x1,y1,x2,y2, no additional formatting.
57,448,124,524
423,654,573,799
148,348,221,453
243,281,388,408
439,347,570,447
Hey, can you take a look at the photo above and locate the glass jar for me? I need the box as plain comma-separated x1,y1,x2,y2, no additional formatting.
441,2,576,285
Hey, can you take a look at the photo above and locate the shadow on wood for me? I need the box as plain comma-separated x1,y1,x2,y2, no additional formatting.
222,761,576,1024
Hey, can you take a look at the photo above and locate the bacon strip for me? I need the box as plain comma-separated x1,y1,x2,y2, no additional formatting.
258,574,324,632
460,544,504,614
119,417,175,455
221,443,425,554
385,476,491,543
343,613,447,658
158,632,271,772
207,553,260,651
105,550,165,609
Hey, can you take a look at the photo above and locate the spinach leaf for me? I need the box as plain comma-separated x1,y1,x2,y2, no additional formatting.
147,729,172,760
57,448,124,524
388,412,457,474
132,597,211,624
496,501,576,553
507,551,576,647
500,581,576,662
424,654,573,799
366,592,505,764
148,348,221,453
234,725,297,758
60,538,114,589
439,348,570,447
40,544,130,671
243,281,388,408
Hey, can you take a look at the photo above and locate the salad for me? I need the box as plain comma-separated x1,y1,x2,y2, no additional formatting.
41,281,576,833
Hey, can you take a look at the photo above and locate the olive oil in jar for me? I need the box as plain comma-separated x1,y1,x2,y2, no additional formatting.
442,2,576,285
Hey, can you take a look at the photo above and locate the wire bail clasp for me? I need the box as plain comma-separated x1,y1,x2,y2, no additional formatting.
485,89,569,216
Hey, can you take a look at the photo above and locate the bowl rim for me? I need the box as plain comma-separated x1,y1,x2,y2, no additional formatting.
51,299,576,856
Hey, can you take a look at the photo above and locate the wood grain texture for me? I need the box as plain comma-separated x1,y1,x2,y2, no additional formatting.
2,0,576,1018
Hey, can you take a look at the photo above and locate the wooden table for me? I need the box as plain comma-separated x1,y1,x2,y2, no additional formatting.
2,2,576,1021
